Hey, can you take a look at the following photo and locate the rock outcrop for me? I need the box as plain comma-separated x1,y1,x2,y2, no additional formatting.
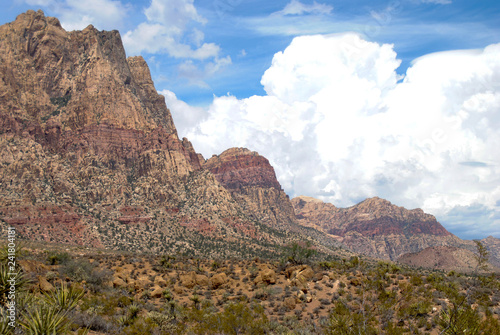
204,148,297,228
292,196,461,260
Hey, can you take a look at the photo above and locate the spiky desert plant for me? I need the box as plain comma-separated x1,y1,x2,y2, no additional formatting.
43,281,84,312
19,305,70,335
438,297,481,335
127,303,140,320
0,310,13,335
0,242,27,263
0,263,29,307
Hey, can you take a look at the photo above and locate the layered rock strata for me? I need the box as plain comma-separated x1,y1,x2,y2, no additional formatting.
292,196,461,260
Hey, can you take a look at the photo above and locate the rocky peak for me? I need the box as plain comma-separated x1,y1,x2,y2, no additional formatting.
204,147,296,228
0,9,175,134
204,148,281,190
292,195,456,260
352,197,433,223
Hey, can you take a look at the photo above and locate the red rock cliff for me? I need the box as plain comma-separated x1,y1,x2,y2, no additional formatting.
205,148,297,228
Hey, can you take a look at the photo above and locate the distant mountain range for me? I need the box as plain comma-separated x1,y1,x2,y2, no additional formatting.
1,10,498,269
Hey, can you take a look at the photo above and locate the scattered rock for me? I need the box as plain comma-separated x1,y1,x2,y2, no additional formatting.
150,286,164,298
154,276,167,287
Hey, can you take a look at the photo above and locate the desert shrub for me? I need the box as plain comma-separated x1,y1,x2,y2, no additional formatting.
58,259,111,292
147,311,186,334
438,295,481,335
70,310,115,333
47,251,71,265
283,241,318,265
86,268,113,293
59,259,94,282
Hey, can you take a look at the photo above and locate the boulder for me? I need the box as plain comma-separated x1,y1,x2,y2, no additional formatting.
210,273,228,289
38,276,54,292
154,276,167,287
287,265,315,286
254,268,276,285
112,276,127,288
180,272,197,289
150,285,164,298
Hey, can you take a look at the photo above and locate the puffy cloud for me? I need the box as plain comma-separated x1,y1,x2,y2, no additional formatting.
178,33,500,239
160,89,208,138
144,0,206,27
419,0,452,4
177,55,232,87
122,0,221,60
278,0,333,16
22,0,129,31
121,0,230,86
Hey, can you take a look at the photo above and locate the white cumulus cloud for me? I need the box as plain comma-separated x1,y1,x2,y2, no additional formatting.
122,0,230,87
166,33,500,239
22,0,130,31
123,0,220,60
279,0,333,16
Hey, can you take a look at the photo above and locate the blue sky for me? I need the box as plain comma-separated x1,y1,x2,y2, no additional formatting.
3,0,499,104
2,0,500,240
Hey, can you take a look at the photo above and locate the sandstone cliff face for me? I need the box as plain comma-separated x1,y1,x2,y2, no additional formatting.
0,10,175,133
0,11,289,258
292,196,460,260
204,148,297,229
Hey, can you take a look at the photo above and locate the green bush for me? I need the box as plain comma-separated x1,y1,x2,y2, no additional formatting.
283,241,317,265
47,252,71,265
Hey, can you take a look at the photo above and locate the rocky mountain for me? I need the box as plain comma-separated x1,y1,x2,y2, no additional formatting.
480,236,500,268
1,10,498,267
291,196,463,260
398,245,500,273
0,10,304,258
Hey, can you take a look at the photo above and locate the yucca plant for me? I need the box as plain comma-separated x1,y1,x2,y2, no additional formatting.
0,263,29,307
43,281,84,312
127,303,140,320
438,298,481,335
0,242,26,263
19,305,70,335
117,302,141,327
0,310,13,335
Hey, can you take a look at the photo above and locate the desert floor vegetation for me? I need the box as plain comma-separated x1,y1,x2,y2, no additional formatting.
0,240,498,334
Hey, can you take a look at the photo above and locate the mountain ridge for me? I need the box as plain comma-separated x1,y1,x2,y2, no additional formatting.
1,10,498,267
291,195,500,263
